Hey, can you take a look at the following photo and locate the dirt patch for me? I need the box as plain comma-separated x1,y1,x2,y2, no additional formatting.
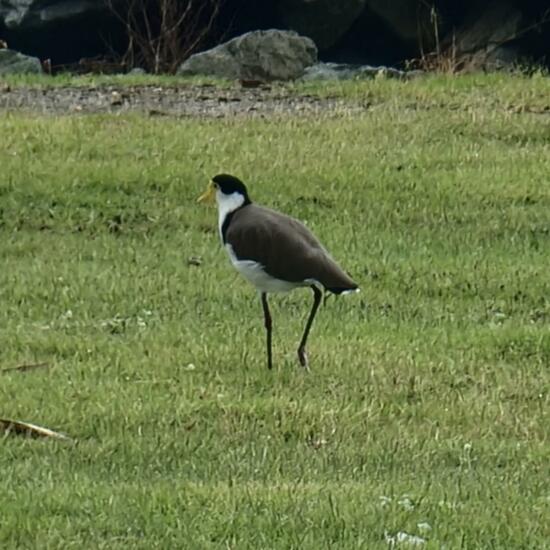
0,83,364,117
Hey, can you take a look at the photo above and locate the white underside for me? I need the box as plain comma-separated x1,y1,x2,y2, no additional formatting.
217,191,318,293
225,243,320,293
216,190,353,294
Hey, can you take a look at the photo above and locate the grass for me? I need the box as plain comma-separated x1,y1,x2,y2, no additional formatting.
1,74,549,548
0,72,232,88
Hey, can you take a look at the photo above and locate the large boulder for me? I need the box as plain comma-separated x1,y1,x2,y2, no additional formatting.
448,1,524,70
277,0,366,51
0,0,116,64
0,0,106,30
0,0,549,72
0,48,42,74
177,29,317,81
358,0,529,70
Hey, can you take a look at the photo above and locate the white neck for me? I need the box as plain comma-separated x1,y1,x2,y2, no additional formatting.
217,190,246,239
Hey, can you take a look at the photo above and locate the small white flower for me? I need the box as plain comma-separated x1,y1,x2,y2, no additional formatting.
385,531,426,547
379,496,392,507
396,532,426,546
398,496,415,511
61,309,73,319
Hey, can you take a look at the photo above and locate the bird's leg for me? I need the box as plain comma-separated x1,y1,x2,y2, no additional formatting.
261,292,273,370
297,285,323,370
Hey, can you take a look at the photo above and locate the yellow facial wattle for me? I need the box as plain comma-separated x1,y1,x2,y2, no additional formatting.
197,181,216,204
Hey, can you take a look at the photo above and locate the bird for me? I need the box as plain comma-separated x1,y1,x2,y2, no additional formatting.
198,174,358,370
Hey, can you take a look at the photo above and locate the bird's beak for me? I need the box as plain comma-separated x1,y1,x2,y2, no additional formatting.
197,181,216,205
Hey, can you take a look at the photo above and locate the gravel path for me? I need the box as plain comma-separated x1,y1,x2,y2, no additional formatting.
0,83,363,117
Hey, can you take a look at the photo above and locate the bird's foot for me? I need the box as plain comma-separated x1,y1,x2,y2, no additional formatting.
297,347,310,371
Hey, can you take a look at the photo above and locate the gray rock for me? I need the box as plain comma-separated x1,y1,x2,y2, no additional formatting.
177,29,317,81
128,67,147,75
302,62,421,81
485,44,521,70
277,0,366,51
1,0,106,30
454,2,522,56
446,1,524,71
0,49,43,74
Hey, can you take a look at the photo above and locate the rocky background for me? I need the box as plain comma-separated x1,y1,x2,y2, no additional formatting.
1,0,549,75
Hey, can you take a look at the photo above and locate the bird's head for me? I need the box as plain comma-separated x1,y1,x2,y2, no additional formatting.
198,174,251,209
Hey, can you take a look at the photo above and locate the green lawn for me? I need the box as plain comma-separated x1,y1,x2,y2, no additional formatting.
1,74,549,548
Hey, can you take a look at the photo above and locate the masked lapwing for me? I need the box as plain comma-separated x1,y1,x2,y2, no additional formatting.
198,174,358,370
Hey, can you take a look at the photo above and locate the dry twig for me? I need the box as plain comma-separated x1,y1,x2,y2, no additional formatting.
104,0,225,74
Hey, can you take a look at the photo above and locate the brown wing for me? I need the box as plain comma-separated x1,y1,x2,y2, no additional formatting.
226,205,358,292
